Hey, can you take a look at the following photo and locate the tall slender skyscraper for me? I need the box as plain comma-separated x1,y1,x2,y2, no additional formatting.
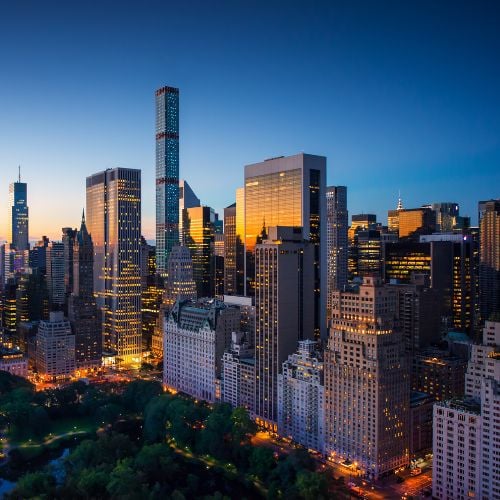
326,186,348,318
244,153,326,339
9,168,29,252
155,85,180,276
86,168,142,365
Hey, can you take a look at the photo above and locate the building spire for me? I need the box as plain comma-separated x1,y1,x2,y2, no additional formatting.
397,190,403,211
18,165,21,183
81,208,85,225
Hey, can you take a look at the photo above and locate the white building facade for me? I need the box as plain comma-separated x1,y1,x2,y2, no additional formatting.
278,340,325,453
433,320,500,499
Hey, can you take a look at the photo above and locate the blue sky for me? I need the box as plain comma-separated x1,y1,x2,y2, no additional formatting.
0,0,499,240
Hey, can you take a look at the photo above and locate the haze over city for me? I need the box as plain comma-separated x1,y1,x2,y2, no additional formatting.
1,0,499,241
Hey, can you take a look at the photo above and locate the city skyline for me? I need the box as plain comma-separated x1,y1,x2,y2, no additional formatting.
1,1,500,241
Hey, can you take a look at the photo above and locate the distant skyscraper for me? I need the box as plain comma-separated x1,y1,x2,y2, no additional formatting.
9,168,29,252
426,202,460,232
179,179,200,245
397,207,436,239
244,153,326,339
478,199,500,324
155,85,180,276
68,212,101,369
254,227,315,429
324,277,410,480
86,168,142,365
326,186,348,318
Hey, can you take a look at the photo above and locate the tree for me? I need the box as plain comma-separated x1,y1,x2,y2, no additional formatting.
6,471,56,499
106,458,147,499
74,468,109,498
122,380,162,414
134,443,177,485
230,407,256,444
248,447,276,482
296,471,328,500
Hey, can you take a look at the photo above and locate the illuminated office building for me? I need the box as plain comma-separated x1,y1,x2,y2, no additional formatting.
421,233,478,334
254,226,315,428
86,167,142,365
156,85,179,276
478,199,500,324
68,212,101,369
9,169,29,252
326,186,348,317
348,214,377,279
244,153,326,339
185,206,215,298
324,277,410,480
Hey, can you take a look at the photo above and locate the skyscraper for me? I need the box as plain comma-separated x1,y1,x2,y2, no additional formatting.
254,226,315,429
478,199,500,324
184,206,215,298
9,168,29,252
326,186,348,318
324,277,410,480
46,242,65,309
244,153,326,339
155,85,180,276
86,168,141,365
68,211,101,369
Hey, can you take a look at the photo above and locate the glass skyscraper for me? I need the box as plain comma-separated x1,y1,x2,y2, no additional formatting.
86,168,142,366
9,172,29,252
244,153,326,339
155,85,180,276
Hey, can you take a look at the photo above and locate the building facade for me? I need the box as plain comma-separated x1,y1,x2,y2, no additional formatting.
68,212,101,369
324,277,410,480
156,85,180,276
326,186,348,317
163,298,240,402
244,153,326,340
278,340,325,453
433,321,500,499
86,167,142,365
36,311,75,380
254,226,315,428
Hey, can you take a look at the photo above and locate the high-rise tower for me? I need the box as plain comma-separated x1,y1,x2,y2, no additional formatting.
155,85,180,276
326,186,348,317
479,199,500,324
68,211,101,369
9,167,29,252
244,153,326,339
86,168,142,365
254,226,315,428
